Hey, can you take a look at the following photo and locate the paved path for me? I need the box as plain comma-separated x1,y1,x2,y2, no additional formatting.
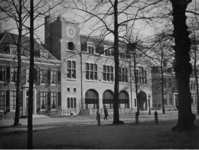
0,110,198,133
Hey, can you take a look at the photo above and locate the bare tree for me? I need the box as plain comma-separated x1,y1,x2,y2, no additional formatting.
170,0,196,131
188,1,199,114
71,0,163,124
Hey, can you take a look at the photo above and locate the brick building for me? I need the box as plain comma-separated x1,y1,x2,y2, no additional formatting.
0,15,153,118
44,16,152,115
0,33,61,118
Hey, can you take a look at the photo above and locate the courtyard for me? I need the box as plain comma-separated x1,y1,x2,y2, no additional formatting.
0,111,199,149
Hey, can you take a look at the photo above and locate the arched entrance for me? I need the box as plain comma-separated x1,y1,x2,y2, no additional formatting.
138,91,147,110
85,89,99,109
119,91,129,108
103,90,113,108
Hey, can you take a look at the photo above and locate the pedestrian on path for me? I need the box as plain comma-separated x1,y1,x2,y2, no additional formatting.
104,105,108,120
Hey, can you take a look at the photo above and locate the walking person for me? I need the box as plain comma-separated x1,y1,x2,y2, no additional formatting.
104,105,108,120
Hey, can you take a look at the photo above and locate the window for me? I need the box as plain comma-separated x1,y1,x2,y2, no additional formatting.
0,91,5,110
67,60,76,79
137,67,147,84
26,69,29,83
68,42,74,50
11,67,17,82
73,88,76,93
10,91,16,110
119,67,128,82
40,70,47,84
67,87,70,92
10,46,17,54
0,66,5,81
40,92,47,110
88,46,94,54
51,92,57,109
190,81,196,90
120,52,125,59
86,63,97,80
67,97,76,108
103,65,113,81
104,49,113,56
51,71,57,84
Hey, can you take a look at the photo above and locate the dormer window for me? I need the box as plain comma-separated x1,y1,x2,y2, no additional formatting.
104,49,113,56
10,45,17,55
40,51,48,59
68,42,75,50
88,46,94,54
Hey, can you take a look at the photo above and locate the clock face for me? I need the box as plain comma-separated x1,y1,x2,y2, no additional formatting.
67,26,75,38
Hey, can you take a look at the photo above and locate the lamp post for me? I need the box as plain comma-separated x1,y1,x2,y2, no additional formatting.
148,94,151,115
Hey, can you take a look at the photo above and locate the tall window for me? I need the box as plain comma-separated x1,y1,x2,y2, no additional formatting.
137,67,147,84
51,92,57,109
10,91,16,110
51,71,57,84
40,92,47,110
119,67,128,82
40,70,47,84
103,65,113,81
0,91,5,110
26,69,29,83
86,63,97,80
11,67,17,82
67,97,76,108
0,66,5,81
67,60,76,79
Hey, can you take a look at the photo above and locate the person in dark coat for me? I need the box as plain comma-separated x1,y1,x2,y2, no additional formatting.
104,105,108,120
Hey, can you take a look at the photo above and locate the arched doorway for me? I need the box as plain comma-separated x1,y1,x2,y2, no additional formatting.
119,91,129,108
138,91,147,110
103,90,113,108
85,89,99,109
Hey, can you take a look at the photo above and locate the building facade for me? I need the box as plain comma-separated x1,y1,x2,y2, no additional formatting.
152,66,198,111
44,16,153,115
0,33,61,118
0,16,153,118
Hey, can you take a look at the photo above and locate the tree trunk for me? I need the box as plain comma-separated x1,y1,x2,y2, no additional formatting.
14,0,22,126
170,0,196,131
27,0,34,148
113,0,123,125
160,51,165,114
132,46,139,114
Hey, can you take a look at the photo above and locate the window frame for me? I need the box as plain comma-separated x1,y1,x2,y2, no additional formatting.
10,91,16,110
67,60,76,79
11,66,17,83
51,70,57,84
0,91,5,111
40,70,47,84
103,65,114,82
0,66,5,82
85,63,97,81
40,92,47,111
51,92,58,109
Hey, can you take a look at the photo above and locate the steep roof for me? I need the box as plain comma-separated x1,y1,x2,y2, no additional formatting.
0,32,57,60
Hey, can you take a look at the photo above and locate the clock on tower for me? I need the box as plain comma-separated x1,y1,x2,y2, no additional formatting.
66,26,75,38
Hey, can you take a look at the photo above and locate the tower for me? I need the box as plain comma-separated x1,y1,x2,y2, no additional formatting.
44,15,80,60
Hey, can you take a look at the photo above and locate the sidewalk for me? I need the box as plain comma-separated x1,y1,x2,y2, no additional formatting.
1,111,199,149
0,110,181,132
